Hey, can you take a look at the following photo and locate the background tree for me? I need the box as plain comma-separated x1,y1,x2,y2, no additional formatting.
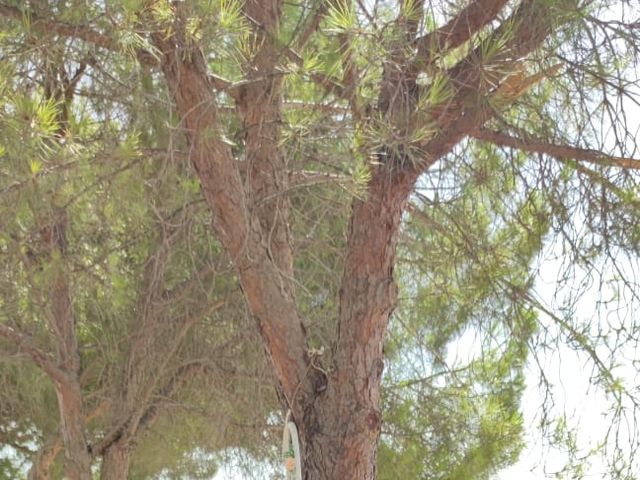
0,36,275,478
1,0,639,479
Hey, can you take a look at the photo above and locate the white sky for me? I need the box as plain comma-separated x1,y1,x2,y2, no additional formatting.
494,243,639,479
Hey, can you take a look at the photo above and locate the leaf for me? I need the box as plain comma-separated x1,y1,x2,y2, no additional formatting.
218,0,244,31
28,158,42,175
326,0,356,34
117,132,142,160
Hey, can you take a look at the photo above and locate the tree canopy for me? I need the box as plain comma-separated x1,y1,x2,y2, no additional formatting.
0,1,639,479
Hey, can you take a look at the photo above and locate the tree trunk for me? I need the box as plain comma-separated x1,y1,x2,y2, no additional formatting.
43,210,92,480
148,1,560,478
100,441,131,480
54,379,92,480
27,435,61,480
298,392,382,479
154,31,407,480
281,167,414,480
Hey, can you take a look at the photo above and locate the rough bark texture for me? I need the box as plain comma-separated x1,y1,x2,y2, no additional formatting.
149,1,561,479
100,441,131,480
54,378,91,480
296,167,415,479
0,218,92,480
92,254,226,472
153,4,312,414
473,128,640,170
416,0,511,61
41,211,92,480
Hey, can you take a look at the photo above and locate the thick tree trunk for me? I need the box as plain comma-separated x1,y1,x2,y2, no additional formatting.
0,2,570,480
299,392,382,479
54,379,92,480
100,441,131,480
296,169,414,480
154,24,405,480
44,211,92,480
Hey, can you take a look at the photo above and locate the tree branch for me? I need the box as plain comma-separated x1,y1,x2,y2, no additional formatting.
472,128,640,170
293,1,328,51
152,9,311,417
326,0,563,451
0,3,233,93
239,0,294,274
416,0,510,62
27,401,107,480
0,3,120,52
414,0,565,170
377,0,425,116
133,361,206,438
93,330,241,456
129,300,227,437
28,434,62,480
0,324,68,387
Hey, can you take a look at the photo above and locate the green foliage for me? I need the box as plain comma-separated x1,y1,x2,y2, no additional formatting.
378,141,545,478
0,458,23,480
0,0,639,478
325,1,357,34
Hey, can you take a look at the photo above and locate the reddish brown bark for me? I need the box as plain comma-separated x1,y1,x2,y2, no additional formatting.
153,6,312,416
100,440,131,480
416,0,510,60
0,325,66,386
3,219,95,479
238,0,294,276
150,1,561,479
54,379,91,480
473,128,640,170
412,0,561,169
40,211,92,480
294,167,416,479
26,400,109,480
